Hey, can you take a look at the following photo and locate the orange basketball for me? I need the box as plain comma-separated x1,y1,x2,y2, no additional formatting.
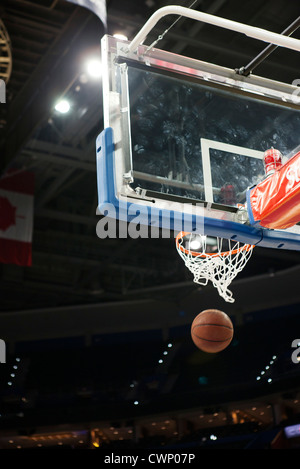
191,309,234,353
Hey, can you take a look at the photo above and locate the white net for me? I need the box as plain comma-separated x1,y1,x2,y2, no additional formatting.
176,232,254,303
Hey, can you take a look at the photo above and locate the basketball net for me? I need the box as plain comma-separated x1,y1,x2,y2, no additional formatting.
175,232,254,303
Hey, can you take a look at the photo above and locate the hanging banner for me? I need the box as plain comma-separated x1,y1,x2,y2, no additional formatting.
247,151,300,230
66,0,107,28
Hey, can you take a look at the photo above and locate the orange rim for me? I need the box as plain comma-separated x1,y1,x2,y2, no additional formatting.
175,231,254,258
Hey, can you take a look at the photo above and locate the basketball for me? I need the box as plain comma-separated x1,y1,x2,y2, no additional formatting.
191,309,234,353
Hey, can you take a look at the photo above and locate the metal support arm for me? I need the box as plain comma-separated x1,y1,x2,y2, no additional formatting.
127,5,300,54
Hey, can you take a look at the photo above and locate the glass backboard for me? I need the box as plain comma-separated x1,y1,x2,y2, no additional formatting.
97,34,300,250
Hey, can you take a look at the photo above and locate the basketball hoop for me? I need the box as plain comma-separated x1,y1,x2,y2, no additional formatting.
175,232,255,303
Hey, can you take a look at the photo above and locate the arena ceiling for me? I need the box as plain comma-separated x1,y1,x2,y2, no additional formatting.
0,0,299,312
0,0,300,445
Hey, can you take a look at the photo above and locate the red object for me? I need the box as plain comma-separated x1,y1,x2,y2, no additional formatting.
264,148,283,176
220,184,236,205
0,170,34,266
247,151,300,229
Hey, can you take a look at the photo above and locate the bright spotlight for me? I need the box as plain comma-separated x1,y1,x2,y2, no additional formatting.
113,33,128,41
190,238,202,250
189,235,206,251
86,59,102,79
55,99,70,114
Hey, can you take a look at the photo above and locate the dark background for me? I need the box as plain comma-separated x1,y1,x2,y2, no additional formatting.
0,0,300,450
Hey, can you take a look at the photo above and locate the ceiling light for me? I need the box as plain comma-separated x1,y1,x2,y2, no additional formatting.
54,99,70,114
86,59,102,79
190,238,202,250
113,33,128,41
188,234,208,251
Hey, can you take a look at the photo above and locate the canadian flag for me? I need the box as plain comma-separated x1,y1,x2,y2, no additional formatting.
0,170,34,266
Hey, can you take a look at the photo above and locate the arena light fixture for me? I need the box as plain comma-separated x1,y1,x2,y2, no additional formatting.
54,99,70,114
86,58,102,79
189,236,202,250
113,33,128,41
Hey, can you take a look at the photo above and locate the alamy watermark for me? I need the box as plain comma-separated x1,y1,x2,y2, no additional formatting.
291,339,300,364
0,339,6,364
96,198,205,240
0,80,6,104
